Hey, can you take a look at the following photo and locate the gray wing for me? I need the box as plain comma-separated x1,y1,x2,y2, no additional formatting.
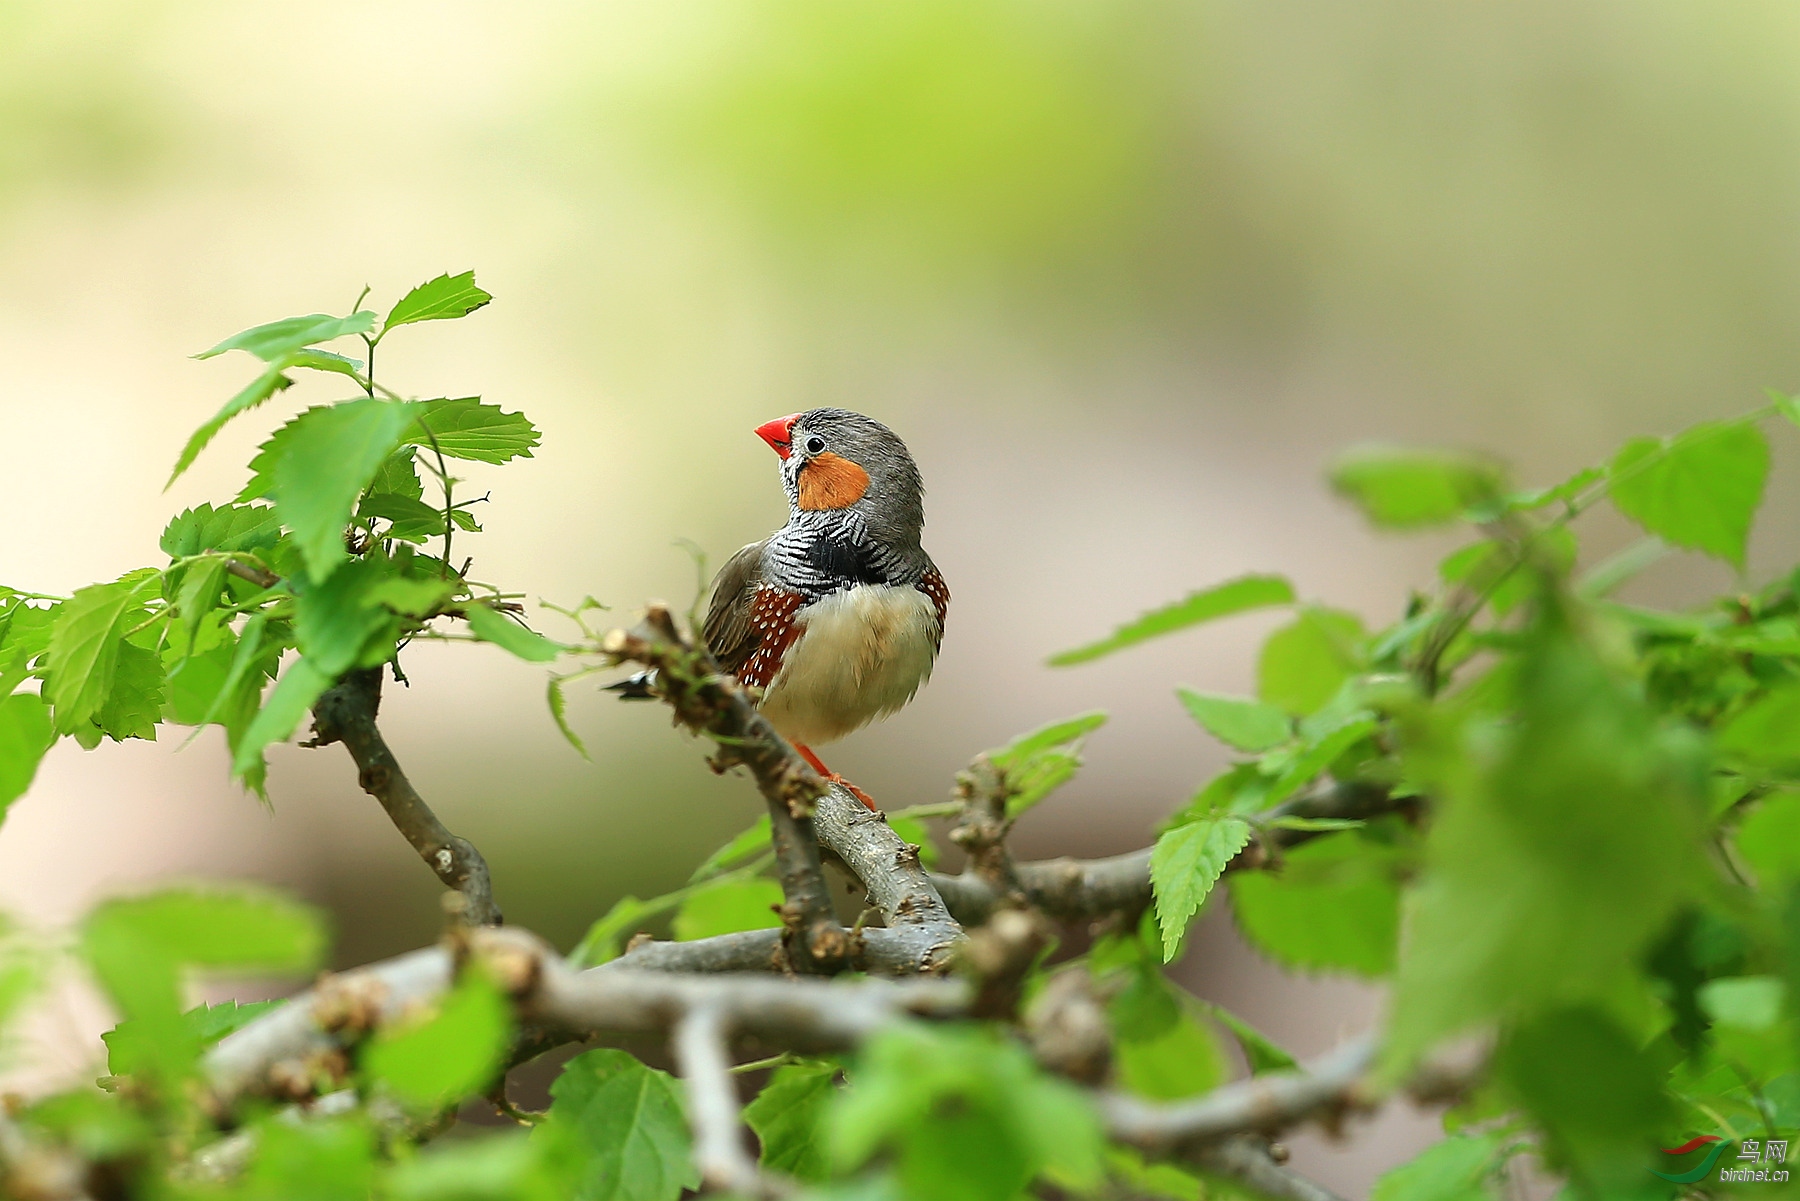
701,540,768,678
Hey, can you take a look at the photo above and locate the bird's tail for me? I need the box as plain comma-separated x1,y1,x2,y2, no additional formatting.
605,669,660,700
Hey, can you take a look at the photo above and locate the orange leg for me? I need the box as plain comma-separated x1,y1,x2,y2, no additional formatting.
794,743,879,812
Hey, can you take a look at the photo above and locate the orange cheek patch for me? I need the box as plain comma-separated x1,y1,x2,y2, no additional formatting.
797,453,870,510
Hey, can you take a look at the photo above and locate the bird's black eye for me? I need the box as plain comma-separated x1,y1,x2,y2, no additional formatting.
805,436,826,455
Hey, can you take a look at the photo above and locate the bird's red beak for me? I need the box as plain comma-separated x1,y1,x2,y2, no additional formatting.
755,413,801,460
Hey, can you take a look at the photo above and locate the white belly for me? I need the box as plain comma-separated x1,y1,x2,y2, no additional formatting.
758,584,941,746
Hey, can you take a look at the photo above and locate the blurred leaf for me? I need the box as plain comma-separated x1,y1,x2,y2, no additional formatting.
407,398,540,465
1258,607,1365,716
1113,999,1229,1101
746,1062,837,1181
672,877,782,940
388,1129,567,1201
1150,817,1251,962
1370,1133,1505,1201
0,693,53,814
1330,445,1504,529
829,1024,1102,1199
1230,831,1400,977
887,813,940,869
104,999,282,1076
196,311,375,362
159,502,282,558
243,400,421,583
384,272,492,331
167,364,292,486
1176,689,1290,752
1388,609,1707,1064
1201,1002,1297,1074
1496,1007,1669,1193
43,581,135,734
466,603,561,662
363,971,511,1110
239,1116,375,1201
568,896,657,969
1717,684,1800,768
1735,791,1800,886
1698,976,1783,1029
231,655,331,781
1050,576,1293,666
1261,716,1378,808
989,711,1107,769
983,710,1104,816
1609,419,1768,568
536,1048,697,1201
690,815,772,883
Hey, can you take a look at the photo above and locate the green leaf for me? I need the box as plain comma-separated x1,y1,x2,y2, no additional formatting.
363,971,511,1110
365,576,455,617
989,711,1108,770
166,365,292,486
1698,976,1783,1029
1176,689,1290,752
93,641,165,742
1717,684,1800,768
175,558,227,648
1112,992,1229,1101
388,1130,566,1201
1049,575,1294,666
1201,1002,1297,1075
160,502,282,558
745,1063,836,1181
369,445,424,500
383,272,492,332
1495,1007,1669,1193
104,999,283,1076
1150,817,1251,962
1609,419,1769,568
1387,611,1707,1065
1330,445,1505,529
567,896,656,969
295,559,401,677
240,1117,375,1201
407,397,541,465
0,693,54,814
197,311,375,361
548,676,589,760
536,1048,697,1201
244,399,421,582
672,877,783,940
1258,607,1365,716
690,815,772,883
44,582,135,735
1370,1133,1505,1201
1735,791,1800,886
1229,830,1400,977
232,656,331,780
982,710,1105,816
466,603,561,662
0,602,55,698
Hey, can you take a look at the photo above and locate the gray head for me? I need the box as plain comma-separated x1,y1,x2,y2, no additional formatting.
754,407,926,544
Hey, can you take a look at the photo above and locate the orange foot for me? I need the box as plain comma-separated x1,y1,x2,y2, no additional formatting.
794,743,880,812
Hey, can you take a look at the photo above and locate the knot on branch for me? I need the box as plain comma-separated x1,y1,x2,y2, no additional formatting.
955,907,1052,1019
1025,969,1112,1086
949,755,1020,894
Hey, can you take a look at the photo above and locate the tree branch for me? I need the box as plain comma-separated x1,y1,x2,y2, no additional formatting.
673,1004,787,1198
600,606,851,972
930,781,1402,925
811,782,961,973
306,667,500,926
1194,1137,1350,1201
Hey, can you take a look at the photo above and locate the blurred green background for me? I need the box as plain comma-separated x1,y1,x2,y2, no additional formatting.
3,2,1798,1190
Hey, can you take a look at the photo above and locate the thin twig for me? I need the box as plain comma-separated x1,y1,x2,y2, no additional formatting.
673,1004,788,1198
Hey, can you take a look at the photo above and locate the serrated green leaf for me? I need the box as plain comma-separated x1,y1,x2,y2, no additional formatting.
407,398,541,465
1609,419,1769,568
466,603,561,662
1230,830,1400,977
690,815,771,883
167,365,293,486
44,583,135,735
672,877,783,941
1258,607,1366,716
0,602,55,698
196,311,375,361
1330,445,1504,529
363,971,511,1110
232,655,331,780
1370,1133,1504,1201
295,559,400,677
94,641,165,742
745,1063,836,1181
244,400,421,582
1051,575,1294,666
983,710,1105,816
1150,817,1251,962
175,558,228,648
0,693,54,814
160,502,283,558
286,347,363,377
1176,689,1290,752
547,676,589,760
358,492,454,542
104,998,283,1077
384,272,492,331
536,1048,697,1201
